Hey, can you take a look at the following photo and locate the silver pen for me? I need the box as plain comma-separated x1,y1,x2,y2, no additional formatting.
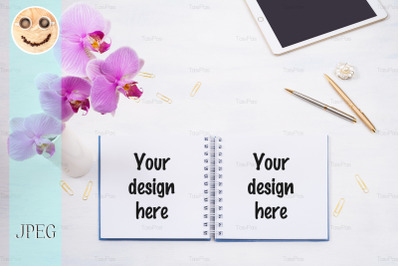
285,88,357,123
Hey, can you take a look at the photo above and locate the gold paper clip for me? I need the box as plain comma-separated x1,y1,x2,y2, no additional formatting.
60,180,73,196
156,92,172,104
138,72,156,78
333,198,345,217
190,82,202,97
82,181,93,200
355,174,369,193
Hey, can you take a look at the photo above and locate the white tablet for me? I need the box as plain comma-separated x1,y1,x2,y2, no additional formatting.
245,0,387,55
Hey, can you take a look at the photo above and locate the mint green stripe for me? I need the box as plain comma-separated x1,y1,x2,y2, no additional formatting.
9,1,61,265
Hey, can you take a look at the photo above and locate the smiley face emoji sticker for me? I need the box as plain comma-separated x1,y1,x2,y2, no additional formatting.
12,7,59,54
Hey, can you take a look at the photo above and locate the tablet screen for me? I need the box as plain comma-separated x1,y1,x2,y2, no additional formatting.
257,0,377,48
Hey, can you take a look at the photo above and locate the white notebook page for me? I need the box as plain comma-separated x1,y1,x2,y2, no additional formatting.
216,135,328,240
99,134,209,239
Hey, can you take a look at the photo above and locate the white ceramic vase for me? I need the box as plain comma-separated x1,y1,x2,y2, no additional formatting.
51,126,93,178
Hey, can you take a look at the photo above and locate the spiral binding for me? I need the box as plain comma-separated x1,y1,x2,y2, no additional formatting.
203,136,222,239
203,136,212,238
215,137,223,237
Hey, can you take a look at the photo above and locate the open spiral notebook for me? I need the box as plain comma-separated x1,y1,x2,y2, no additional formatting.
99,134,329,241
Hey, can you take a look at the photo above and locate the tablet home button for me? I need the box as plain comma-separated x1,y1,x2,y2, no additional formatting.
257,17,264,22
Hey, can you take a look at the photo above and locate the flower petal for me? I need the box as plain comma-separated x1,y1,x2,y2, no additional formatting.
39,90,74,121
86,59,104,81
44,142,56,158
86,31,111,54
36,143,45,155
68,91,88,102
101,47,139,80
39,90,60,117
61,39,95,77
10,117,25,132
23,114,62,137
35,73,59,91
118,83,143,98
8,131,36,161
40,78,73,121
71,98,90,115
124,58,145,80
91,76,119,114
97,40,111,54
35,139,56,158
61,76,91,97
103,20,111,36
89,30,105,41
61,3,108,38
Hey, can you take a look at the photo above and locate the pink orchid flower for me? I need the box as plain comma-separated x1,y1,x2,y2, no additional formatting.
86,47,144,114
36,73,92,122
8,114,62,161
60,3,111,77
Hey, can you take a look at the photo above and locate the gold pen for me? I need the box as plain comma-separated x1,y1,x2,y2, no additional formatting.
324,74,376,133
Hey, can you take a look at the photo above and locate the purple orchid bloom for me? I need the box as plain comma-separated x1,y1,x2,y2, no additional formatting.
60,3,111,76
86,47,144,114
8,113,62,161
36,73,92,122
